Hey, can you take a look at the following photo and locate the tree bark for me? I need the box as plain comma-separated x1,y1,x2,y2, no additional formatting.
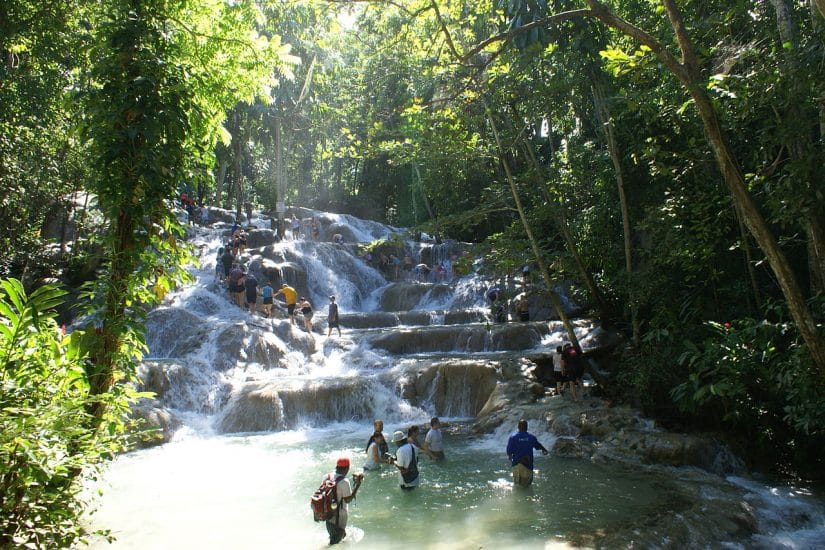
768,0,825,295
584,0,825,372
213,157,226,206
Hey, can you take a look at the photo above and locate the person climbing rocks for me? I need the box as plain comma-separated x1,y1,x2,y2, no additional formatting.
487,286,506,323
328,295,341,337
214,247,225,282
553,345,565,396
310,217,320,240
259,281,274,318
403,253,413,279
322,457,363,545
561,342,585,402
299,296,313,332
227,264,245,308
244,270,258,315
274,283,298,324
414,263,431,282
506,419,549,488
221,247,234,281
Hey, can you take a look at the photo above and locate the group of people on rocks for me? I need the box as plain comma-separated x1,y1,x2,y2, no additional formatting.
321,416,548,545
289,212,321,241
486,284,534,323
553,342,586,401
212,214,347,338
366,250,459,284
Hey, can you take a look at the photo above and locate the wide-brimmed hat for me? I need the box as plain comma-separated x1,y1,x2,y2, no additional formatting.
391,430,406,444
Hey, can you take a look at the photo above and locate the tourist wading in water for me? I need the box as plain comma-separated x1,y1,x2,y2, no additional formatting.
388,429,420,490
506,419,549,488
322,457,363,545
423,417,445,462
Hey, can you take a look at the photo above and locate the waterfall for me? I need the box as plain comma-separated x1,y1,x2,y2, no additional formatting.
86,207,825,549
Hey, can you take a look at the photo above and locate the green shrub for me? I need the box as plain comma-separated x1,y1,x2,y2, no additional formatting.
0,279,125,548
671,312,825,468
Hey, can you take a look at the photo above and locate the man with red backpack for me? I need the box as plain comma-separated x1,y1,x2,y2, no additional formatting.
316,457,363,545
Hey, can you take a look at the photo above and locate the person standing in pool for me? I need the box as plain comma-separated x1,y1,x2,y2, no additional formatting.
423,417,445,462
506,419,549,488
322,457,363,545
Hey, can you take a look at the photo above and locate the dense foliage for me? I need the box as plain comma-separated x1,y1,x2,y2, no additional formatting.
0,279,131,547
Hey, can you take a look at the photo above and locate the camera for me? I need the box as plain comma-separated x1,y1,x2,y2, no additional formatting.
383,452,395,462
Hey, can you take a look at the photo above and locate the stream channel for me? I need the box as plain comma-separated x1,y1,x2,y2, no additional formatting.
86,209,825,549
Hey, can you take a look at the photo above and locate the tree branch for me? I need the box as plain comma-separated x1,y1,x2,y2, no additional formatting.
459,9,591,64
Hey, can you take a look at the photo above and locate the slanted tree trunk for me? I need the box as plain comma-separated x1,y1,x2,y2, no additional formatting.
815,0,825,20
486,105,581,350
516,125,612,323
592,80,639,345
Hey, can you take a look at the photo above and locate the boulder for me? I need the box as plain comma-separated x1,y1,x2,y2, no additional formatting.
128,404,181,448
145,308,209,358
245,228,280,249
412,361,498,417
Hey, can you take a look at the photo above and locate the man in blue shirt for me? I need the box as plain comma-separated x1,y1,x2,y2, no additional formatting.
506,419,549,488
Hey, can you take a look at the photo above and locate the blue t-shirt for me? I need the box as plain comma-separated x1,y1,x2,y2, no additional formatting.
261,285,273,299
506,431,543,470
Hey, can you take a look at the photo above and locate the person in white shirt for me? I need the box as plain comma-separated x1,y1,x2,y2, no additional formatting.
389,429,419,490
423,417,445,461
364,432,388,470
553,345,564,396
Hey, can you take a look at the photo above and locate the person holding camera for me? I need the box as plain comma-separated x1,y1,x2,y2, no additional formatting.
388,428,420,490
325,457,364,545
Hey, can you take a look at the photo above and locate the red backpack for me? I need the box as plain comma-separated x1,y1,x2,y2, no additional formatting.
310,473,342,522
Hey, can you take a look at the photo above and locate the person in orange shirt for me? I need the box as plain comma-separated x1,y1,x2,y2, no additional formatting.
274,283,298,324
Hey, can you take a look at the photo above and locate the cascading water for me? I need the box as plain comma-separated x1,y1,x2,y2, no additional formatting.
85,208,825,549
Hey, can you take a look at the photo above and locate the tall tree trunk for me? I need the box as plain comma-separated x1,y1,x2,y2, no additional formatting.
413,163,436,218
585,0,825,373
214,157,227,207
486,105,581,350
592,80,639,345
768,0,825,295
